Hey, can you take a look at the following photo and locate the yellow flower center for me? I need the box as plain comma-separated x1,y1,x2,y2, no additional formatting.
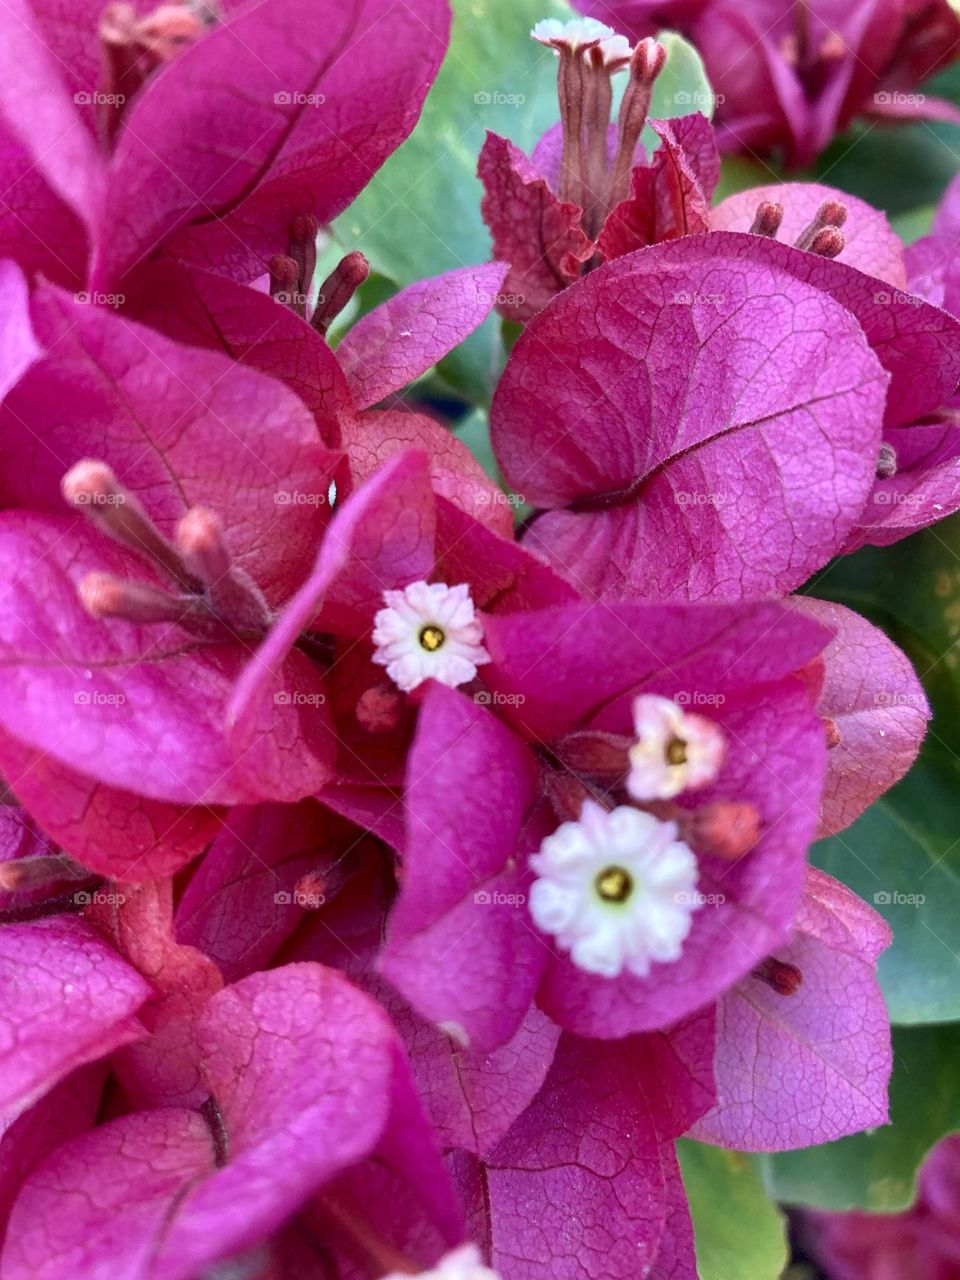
665,736,688,766
418,624,445,652
595,865,633,903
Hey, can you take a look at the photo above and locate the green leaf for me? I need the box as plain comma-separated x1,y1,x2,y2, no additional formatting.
335,3,716,401
813,764,960,1025
804,516,960,1023
758,1023,960,1211
678,1140,788,1280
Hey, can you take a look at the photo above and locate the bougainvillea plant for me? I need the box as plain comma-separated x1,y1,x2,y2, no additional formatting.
1,1,960,1278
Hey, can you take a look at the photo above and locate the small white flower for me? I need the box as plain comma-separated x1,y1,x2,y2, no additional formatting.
372,581,489,694
529,800,700,978
627,694,725,802
380,1244,501,1279
531,16,631,63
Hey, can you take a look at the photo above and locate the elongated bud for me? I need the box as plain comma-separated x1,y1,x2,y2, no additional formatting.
288,214,319,299
62,459,198,591
176,507,231,586
542,771,606,824
0,854,90,892
268,253,299,298
556,729,631,783
752,956,803,996
78,572,204,625
807,226,845,258
606,38,667,211
749,200,784,237
795,199,847,251
311,251,370,335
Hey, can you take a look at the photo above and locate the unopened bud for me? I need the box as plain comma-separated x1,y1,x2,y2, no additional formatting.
752,956,803,996
749,200,784,238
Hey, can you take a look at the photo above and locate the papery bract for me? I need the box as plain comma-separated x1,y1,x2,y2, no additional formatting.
692,866,892,1150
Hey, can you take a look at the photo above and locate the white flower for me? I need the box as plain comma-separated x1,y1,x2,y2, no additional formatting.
372,581,489,694
529,800,700,978
380,1244,500,1279
627,694,725,802
531,16,631,63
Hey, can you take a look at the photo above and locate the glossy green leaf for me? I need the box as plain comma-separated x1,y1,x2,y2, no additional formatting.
805,516,960,1023
678,1140,788,1280
758,1024,960,1211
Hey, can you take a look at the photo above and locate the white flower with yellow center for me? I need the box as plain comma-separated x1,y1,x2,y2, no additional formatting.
381,1245,500,1279
529,800,701,978
627,694,725,802
372,581,489,694
531,16,631,63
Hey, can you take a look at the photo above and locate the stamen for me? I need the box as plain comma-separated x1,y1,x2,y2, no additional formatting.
749,200,784,237
876,442,898,480
62,460,199,592
311,251,370,336
606,39,668,212
795,199,847,251
78,571,207,625
752,956,804,996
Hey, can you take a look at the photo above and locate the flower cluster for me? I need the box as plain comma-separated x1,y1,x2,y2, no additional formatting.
0,3,957,1279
